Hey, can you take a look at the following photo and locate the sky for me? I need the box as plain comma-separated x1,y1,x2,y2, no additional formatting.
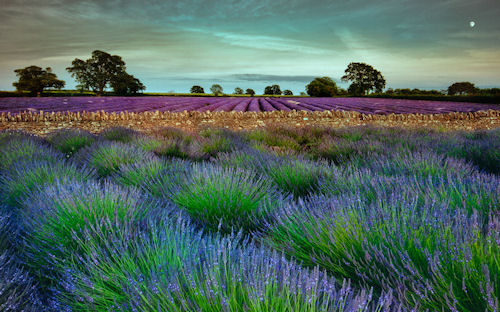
1,0,499,94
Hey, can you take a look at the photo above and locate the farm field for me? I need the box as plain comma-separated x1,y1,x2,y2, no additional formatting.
1,96,498,114
0,125,498,311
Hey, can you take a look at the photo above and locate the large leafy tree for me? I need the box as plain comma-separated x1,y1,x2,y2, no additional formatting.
341,62,386,95
447,82,476,95
233,87,244,95
264,84,282,95
66,50,128,95
12,66,65,96
283,90,293,96
210,84,223,96
110,72,145,95
245,88,255,96
190,85,205,94
306,77,337,97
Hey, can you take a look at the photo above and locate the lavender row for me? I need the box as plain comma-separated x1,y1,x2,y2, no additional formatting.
1,96,498,114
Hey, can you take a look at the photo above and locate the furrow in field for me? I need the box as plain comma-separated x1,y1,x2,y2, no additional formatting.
259,99,276,111
196,98,234,112
247,99,261,112
232,99,252,112
264,98,291,111
273,99,315,111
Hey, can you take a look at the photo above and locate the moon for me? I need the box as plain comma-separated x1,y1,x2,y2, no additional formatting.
470,21,476,28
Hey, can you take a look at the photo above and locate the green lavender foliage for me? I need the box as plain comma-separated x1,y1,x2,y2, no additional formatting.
20,180,162,289
171,163,284,233
47,129,96,157
0,160,96,207
75,141,156,177
262,193,499,311
59,217,396,311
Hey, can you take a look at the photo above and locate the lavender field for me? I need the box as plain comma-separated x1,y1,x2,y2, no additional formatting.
1,96,498,114
0,125,499,311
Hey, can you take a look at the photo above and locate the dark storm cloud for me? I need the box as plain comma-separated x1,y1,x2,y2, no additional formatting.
1,0,499,92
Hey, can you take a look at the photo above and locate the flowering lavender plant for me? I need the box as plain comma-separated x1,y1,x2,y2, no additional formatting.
58,216,400,311
47,129,96,157
74,141,157,177
262,192,499,311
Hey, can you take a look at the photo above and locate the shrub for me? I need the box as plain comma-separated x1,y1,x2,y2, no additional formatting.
114,158,190,198
0,252,46,312
0,160,96,207
0,137,62,170
0,208,14,252
0,130,42,147
130,134,164,153
153,137,191,158
171,163,283,233
100,127,138,143
47,129,95,157
200,135,232,157
217,149,327,199
319,168,499,217
368,149,477,178
59,218,397,311
260,157,329,198
245,129,301,152
75,141,156,177
437,132,500,174
216,149,264,169
262,194,499,311
20,180,162,289
153,127,191,141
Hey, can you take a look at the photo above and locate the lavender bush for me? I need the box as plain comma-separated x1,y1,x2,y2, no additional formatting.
58,217,399,311
20,180,163,289
0,125,498,311
0,252,47,312
262,193,499,311
47,129,96,157
0,160,96,207
114,157,190,198
100,126,138,143
0,136,63,170
75,141,157,177
170,163,284,233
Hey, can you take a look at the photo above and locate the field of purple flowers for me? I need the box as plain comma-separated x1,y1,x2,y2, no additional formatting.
0,125,498,311
1,96,498,114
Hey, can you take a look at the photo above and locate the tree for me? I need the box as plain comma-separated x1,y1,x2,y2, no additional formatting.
447,82,476,95
283,90,293,95
190,85,205,94
306,77,338,97
347,83,365,96
341,62,386,95
264,84,281,95
245,88,255,96
66,50,127,95
234,87,243,95
210,84,223,96
110,72,145,95
12,66,65,96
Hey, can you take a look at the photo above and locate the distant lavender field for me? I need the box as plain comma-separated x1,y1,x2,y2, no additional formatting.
0,96,498,114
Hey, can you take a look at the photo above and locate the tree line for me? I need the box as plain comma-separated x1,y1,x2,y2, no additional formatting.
12,50,144,96
11,50,498,97
189,84,294,96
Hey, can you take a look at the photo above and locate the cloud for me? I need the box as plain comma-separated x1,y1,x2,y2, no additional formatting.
1,0,500,91
231,74,320,82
